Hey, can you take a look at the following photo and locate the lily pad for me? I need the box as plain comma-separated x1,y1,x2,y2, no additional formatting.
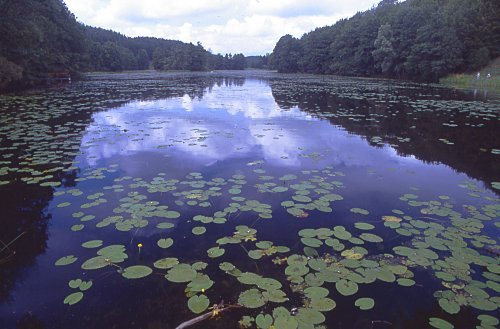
207,246,225,258
122,265,153,279
256,314,273,329
355,297,375,310
295,308,325,325
274,315,298,329
157,238,174,249
355,222,375,230
351,208,369,215
335,279,358,296
79,281,93,291
55,255,77,266
188,294,209,314
154,257,179,269
63,292,83,305
285,264,309,277
192,226,206,235
187,274,214,292
304,287,329,300
429,317,454,329
165,211,181,219
81,256,108,270
166,264,197,283
359,233,383,243
310,297,336,311
81,240,103,248
238,288,266,308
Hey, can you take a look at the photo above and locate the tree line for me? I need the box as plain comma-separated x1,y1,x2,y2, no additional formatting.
0,0,270,91
270,0,499,81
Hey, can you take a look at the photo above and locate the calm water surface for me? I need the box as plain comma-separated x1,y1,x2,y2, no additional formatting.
0,71,498,329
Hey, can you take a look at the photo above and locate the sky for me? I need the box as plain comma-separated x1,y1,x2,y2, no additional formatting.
64,0,381,56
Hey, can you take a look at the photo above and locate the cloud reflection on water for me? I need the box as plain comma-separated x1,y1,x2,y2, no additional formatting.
77,79,418,173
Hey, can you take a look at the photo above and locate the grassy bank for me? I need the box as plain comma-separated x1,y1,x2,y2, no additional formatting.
440,57,500,96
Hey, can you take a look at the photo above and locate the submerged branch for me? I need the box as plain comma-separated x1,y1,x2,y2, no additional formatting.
174,302,240,329
0,231,26,254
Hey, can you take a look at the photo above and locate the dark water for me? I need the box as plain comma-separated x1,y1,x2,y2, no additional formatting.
0,71,498,329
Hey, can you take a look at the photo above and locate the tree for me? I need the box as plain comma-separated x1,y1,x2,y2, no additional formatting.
0,56,23,89
271,35,302,73
405,21,463,81
137,49,150,70
372,23,396,75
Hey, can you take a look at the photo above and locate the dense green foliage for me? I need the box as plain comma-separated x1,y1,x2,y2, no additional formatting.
270,0,500,81
0,0,86,89
245,55,271,69
0,0,248,91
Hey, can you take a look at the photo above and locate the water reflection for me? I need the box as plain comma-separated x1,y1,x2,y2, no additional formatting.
77,80,424,176
77,76,498,190
0,72,498,329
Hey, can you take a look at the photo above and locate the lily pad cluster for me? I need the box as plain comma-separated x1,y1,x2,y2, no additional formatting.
163,262,213,313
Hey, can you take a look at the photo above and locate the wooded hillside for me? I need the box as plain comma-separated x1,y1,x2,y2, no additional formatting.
0,0,250,91
270,0,500,81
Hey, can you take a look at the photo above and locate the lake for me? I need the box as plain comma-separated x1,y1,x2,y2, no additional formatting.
0,71,498,329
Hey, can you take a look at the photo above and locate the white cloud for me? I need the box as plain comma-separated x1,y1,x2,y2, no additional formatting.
64,0,380,55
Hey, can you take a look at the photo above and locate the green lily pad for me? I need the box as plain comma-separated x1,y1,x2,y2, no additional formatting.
157,238,173,249
63,292,83,305
355,297,375,310
429,317,454,329
304,287,329,300
154,257,179,269
79,281,93,291
478,315,498,326
301,237,323,248
287,254,308,266
397,278,415,287
165,211,181,219
81,240,103,248
191,262,208,271
438,298,460,314
97,245,127,261
81,256,108,270
166,264,197,283
256,241,273,249
274,315,298,329
257,278,282,291
55,255,77,266
248,250,263,260
122,265,153,279
207,246,225,258
187,274,214,292
68,279,82,289
256,314,273,329
354,222,375,230
469,298,497,311
359,233,383,243
157,222,174,229
350,208,369,215
285,264,309,277
238,288,266,308
188,295,209,314
71,224,84,232
262,289,288,303
238,272,262,285
295,308,325,325
192,226,206,235
310,297,336,311
335,279,358,296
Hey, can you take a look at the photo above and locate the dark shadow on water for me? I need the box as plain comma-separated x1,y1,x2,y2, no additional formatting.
0,71,497,329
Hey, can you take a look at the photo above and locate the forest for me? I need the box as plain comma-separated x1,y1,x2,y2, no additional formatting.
270,0,499,81
0,0,498,91
0,0,269,91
